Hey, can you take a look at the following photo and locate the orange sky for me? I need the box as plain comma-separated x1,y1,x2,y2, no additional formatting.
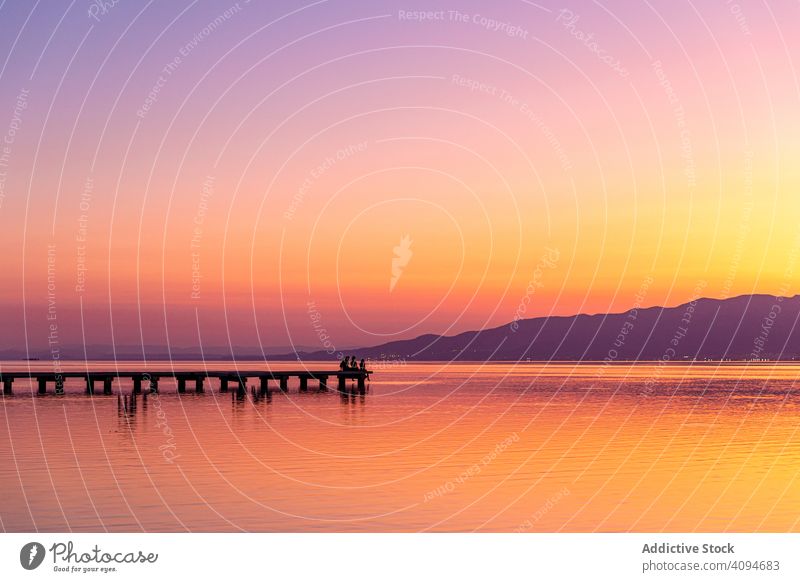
0,1,799,350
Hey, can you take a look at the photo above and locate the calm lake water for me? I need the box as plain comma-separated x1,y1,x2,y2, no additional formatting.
1,361,799,532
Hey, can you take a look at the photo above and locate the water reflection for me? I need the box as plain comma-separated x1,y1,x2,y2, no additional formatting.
2,362,800,532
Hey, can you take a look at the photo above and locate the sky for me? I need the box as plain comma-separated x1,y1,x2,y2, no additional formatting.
0,0,798,353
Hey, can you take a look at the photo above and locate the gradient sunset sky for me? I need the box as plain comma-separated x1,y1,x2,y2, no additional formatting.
0,0,798,352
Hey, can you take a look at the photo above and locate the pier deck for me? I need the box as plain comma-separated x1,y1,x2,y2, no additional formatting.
0,369,371,395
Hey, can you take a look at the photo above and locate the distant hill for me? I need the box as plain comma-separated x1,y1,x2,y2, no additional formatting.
275,294,800,362
6,295,798,362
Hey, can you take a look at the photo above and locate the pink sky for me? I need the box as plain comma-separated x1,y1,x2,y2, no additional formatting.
0,1,798,352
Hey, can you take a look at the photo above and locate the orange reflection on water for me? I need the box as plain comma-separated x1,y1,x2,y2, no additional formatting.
1,362,799,531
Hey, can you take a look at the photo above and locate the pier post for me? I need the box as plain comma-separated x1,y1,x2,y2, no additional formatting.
2,378,12,395
299,376,308,392
279,376,288,392
177,377,186,393
148,377,158,394
259,377,269,396
195,377,204,393
358,375,366,394
103,377,113,395
319,376,328,391
86,377,95,394
55,376,64,394
338,375,346,392
132,376,142,394
236,377,246,399
38,377,47,394
220,377,229,393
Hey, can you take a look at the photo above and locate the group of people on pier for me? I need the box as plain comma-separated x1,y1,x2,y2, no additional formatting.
339,355,367,373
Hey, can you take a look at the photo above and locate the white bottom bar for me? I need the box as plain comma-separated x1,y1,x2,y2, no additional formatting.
1,533,798,581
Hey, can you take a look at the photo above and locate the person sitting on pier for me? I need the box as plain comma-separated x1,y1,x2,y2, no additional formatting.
339,357,349,371
349,356,357,370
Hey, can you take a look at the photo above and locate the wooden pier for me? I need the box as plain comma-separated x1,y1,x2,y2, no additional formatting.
0,369,371,396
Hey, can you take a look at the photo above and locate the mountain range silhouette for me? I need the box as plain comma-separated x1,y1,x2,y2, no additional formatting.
278,294,800,362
